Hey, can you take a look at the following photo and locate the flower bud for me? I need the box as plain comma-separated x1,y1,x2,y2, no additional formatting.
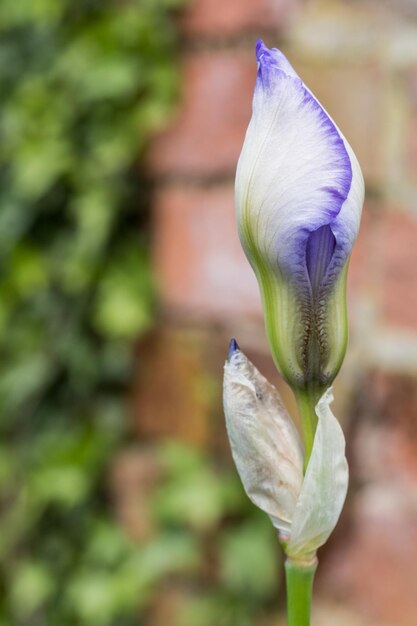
235,41,364,390
223,342,348,561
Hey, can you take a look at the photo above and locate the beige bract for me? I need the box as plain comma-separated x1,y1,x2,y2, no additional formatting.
223,344,348,561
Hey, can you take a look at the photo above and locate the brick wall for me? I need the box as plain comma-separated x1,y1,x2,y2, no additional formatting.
133,1,417,625
150,0,417,353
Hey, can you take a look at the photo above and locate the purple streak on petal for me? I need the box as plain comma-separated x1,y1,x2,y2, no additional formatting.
256,39,298,83
275,84,352,293
296,90,352,222
306,225,336,296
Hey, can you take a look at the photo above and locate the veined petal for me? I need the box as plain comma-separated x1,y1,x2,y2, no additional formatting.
286,388,348,561
235,40,363,296
223,341,304,534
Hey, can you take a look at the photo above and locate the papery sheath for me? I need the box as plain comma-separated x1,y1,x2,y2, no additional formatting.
223,342,304,534
286,388,349,561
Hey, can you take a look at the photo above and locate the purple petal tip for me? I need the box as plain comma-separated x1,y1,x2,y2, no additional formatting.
255,40,299,82
227,338,240,361
256,39,266,61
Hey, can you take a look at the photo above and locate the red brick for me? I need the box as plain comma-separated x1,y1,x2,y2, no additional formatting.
375,210,417,330
148,49,254,178
110,448,162,541
153,183,261,319
132,328,220,446
180,0,299,37
319,369,417,626
320,500,417,626
348,205,417,331
360,371,417,478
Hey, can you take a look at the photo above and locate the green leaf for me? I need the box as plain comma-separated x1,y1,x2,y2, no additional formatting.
10,561,54,619
93,246,154,339
219,518,281,600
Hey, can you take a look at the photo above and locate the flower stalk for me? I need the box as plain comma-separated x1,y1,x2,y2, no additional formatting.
223,38,364,626
294,385,324,469
285,557,318,626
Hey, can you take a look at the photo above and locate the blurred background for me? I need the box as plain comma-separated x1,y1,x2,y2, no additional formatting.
1,0,417,624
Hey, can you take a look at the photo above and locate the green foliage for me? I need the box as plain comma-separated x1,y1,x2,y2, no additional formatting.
153,442,245,532
152,442,283,626
0,0,185,623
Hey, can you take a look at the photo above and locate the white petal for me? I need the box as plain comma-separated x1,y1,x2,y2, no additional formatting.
223,344,304,534
235,42,363,292
286,387,348,560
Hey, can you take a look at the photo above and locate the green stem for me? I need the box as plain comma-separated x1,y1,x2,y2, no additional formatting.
294,386,324,470
285,557,317,626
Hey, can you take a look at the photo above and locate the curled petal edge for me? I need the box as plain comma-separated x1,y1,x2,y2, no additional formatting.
286,387,349,561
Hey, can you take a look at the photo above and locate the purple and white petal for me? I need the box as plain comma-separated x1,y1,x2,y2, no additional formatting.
236,40,364,296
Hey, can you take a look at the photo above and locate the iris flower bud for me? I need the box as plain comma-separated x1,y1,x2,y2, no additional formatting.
235,41,364,390
223,341,348,562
